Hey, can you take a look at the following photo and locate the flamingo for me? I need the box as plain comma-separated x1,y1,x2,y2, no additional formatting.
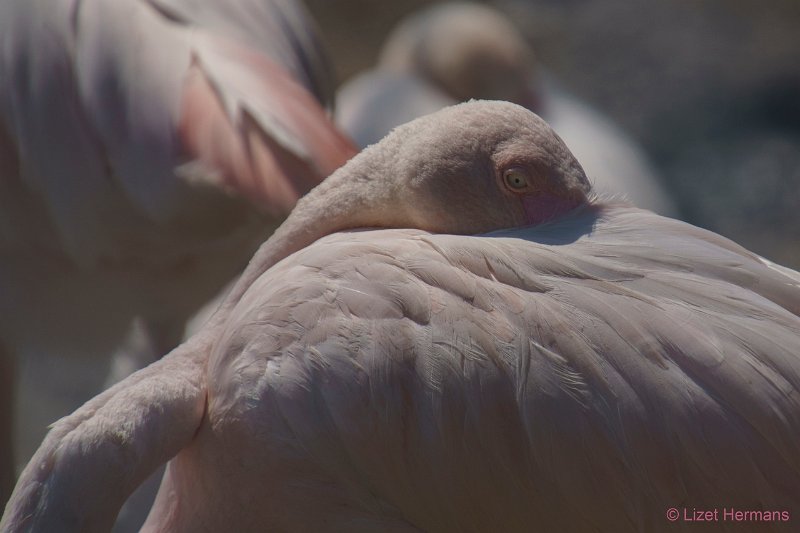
337,1,677,217
0,0,356,505
3,101,799,532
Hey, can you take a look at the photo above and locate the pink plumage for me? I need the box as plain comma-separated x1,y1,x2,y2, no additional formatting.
4,101,798,532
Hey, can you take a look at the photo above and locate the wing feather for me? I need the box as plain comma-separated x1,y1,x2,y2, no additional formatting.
204,205,800,531
0,0,354,264
0,333,210,532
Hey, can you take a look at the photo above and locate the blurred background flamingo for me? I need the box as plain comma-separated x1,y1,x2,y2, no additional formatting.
337,2,678,217
307,0,800,268
0,0,355,513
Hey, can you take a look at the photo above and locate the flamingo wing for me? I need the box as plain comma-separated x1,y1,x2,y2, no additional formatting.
172,206,800,530
0,332,210,532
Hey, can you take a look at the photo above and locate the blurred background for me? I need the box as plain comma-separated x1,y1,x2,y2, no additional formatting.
308,0,800,268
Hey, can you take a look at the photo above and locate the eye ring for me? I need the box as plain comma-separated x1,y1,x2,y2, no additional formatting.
503,168,529,191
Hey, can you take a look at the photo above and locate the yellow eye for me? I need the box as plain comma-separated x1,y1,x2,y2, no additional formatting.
503,168,528,190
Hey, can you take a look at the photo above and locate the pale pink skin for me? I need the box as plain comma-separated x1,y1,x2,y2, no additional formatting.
522,192,584,225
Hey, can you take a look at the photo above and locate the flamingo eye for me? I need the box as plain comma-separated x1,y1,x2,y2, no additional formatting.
503,168,529,191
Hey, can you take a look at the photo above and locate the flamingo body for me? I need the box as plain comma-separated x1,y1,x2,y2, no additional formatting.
3,102,798,533
140,207,800,532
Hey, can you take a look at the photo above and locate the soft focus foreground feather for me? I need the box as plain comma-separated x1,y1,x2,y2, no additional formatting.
148,0,337,107
0,0,353,353
0,0,354,354
7,205,798,531
0,0,351,266
0,0,354,510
